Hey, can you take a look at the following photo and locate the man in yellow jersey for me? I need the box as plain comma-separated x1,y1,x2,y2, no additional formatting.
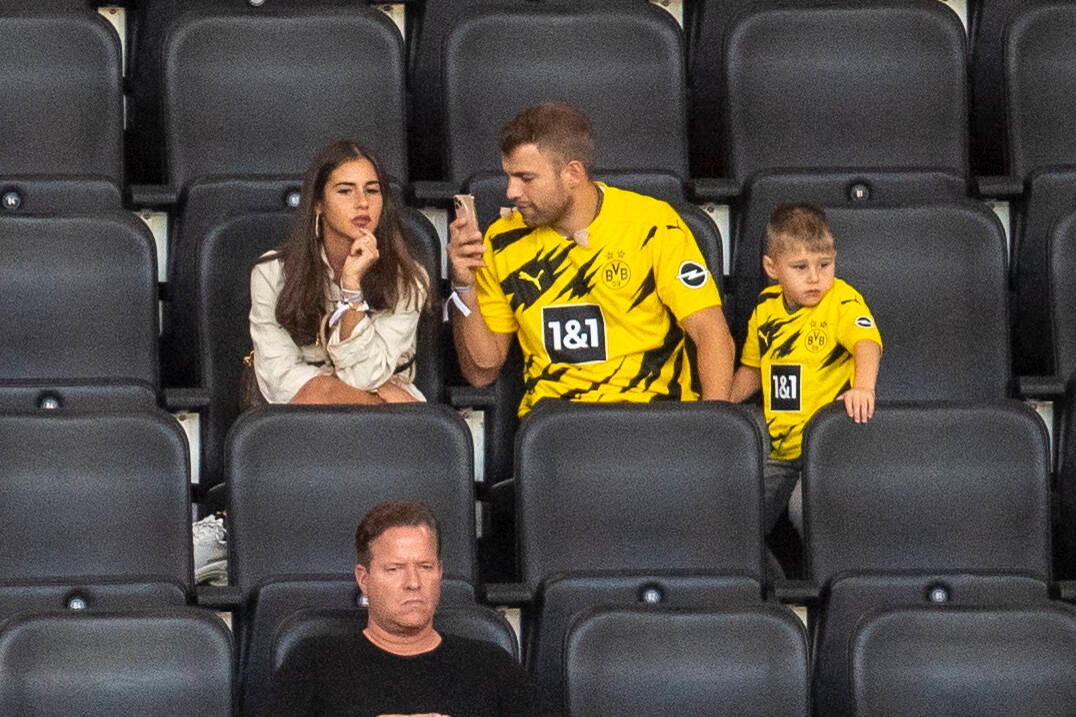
447,101,734,414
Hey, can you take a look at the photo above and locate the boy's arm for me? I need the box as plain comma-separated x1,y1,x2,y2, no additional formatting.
838,339,882,423
730,366,762,403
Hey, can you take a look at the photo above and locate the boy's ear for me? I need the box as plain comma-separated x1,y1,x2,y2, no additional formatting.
762,254,779,280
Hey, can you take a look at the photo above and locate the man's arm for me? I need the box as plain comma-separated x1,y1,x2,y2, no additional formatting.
446,215,512,386
681,305,735,401
837,339,881,423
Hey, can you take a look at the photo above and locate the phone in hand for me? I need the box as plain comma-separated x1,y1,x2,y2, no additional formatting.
453,194,478,234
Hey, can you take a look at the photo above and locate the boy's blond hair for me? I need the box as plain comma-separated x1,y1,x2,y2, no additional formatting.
765,203,835,258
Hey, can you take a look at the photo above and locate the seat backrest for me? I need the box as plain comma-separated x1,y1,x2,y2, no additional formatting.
1056,375,1076,580
813,571,1052,716
565,606,809,717
726,172,970,349
824,203,1011,401
0,608,232,717
1050,210,1076,381
1004,5,1076,375
0,410,192,591
724,2,967,184
0,214,159,389
1004,3,1076,182
851,604,1076,716
517,401,766,595
226,405,476,601
1012,170,1076,376
802,401,1053,588
161,6,407,189
274,604,519,671
968,0,1055,175
126,0,367,184
0,10,123,185
441,4,688,187
0,379,157,412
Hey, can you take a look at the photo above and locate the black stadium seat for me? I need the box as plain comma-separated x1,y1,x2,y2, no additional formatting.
514,401,768,713
720,2,971,346
850,604,1076,716
824,203,1011,401
565,606,809,717
0,214,159,391
0,409,195,614
158,5,407,191
0,608,233,717
440,3,689,189
1003,3,1076,376
0,9,123,186
802,401,1054,715
226,405,477,715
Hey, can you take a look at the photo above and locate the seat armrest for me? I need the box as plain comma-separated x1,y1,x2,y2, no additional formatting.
974,175,1023,199
772,579,820,605
690,176,740,203
1017,375,1067,400
481,581,533,607
127,183,179,208
448,383,497,409
163,386,211,411
195,584,243,611
411,180,458,204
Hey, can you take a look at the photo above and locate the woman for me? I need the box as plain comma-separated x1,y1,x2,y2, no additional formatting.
249,141,429,404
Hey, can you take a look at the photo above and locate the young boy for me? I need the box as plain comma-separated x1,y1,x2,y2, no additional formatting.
731,203,882,536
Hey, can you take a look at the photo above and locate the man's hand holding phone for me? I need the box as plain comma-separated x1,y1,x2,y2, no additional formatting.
447,194,485,289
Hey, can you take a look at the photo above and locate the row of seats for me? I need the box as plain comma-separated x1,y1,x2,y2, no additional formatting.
8,0,1046,181
4,600,1073,716
4,195,1076,491
5,2,1075,379
0,399,1073,712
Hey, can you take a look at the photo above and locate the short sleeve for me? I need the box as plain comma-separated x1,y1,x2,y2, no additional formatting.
652,209,723,322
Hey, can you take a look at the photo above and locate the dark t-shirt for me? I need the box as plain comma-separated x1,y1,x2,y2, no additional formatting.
268,632,547,716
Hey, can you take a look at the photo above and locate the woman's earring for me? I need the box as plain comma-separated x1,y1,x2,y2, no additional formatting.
314,214,322,239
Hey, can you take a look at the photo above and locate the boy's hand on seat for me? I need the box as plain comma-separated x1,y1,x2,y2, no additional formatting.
838,387,875,423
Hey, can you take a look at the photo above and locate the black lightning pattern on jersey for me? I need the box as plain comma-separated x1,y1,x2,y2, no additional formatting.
820,344,851,370
501,244,573,312
625,310,685,395
629,269,658,312
641,225,658,249
490,226,534,253
553,253,601,302
522,358,571,395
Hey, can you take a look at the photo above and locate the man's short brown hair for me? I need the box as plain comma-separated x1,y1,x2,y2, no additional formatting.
765,202,836,258
354,501,441,567
498,101,596,173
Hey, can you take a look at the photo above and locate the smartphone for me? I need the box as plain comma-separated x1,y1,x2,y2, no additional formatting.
453,194,478,233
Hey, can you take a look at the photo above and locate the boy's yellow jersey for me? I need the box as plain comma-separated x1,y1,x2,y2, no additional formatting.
741,278,882,460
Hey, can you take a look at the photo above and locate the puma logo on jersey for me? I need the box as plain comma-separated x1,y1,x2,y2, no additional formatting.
519,268,544,291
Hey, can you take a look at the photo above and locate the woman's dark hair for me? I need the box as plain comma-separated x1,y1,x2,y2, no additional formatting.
266,140,429,346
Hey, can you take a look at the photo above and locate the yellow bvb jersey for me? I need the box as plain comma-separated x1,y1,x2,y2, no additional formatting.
475,184,722,416
740,278,882,461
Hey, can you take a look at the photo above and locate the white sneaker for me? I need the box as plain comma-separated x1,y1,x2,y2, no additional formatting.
192,514,228,586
